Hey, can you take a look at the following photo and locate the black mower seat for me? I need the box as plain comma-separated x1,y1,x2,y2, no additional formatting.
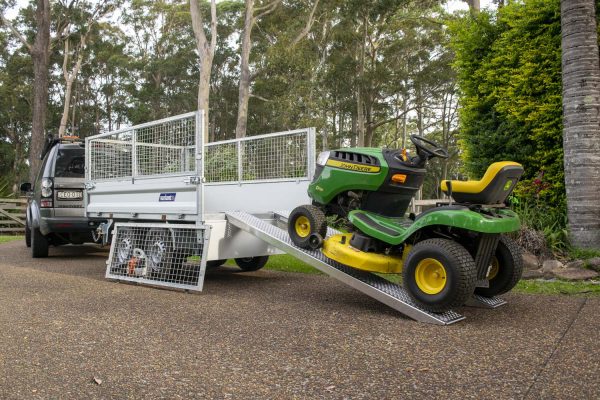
440,161,524,205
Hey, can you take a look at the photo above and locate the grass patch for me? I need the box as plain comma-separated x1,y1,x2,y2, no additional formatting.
569,247,600,261
252,255,600,297
0,235,23,244
225,254,322,275
264,255,322,274
514,280,600,296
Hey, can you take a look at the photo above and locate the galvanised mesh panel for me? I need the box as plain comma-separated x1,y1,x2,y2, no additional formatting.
135,116,196,177
241,132,308,181
106,223,210,291
89,132,133,180
204,141,238,183
204,130,310,184
88,113,198,182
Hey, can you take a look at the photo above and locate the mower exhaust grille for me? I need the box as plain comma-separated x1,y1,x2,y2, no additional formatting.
331,151,379,166
106,223,211,291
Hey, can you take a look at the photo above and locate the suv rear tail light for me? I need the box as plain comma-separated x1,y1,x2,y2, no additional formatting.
41,178,53,198
40,199,53,208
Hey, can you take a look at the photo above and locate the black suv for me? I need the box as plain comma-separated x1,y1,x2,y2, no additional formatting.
21,137,101,257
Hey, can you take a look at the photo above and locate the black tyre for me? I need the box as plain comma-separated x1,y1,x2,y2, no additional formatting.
25,220,31,248
206,259,227,269
403,239,476,313
145,228,174,278
31,227,49,258
475,235,523,297
114,227,136,268
235,256,269,272
288,205,327,249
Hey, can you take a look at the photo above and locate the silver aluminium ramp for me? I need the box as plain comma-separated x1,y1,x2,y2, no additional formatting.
226,211,469,325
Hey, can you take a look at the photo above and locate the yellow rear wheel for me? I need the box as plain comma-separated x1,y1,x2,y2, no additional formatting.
475,235,523,297
488,257,500,280
415,258,447,295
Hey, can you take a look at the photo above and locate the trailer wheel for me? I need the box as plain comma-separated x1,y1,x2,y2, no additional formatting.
31,227,49,258
115,227,136,268
206,259,227,269
145,228,174,277
288,205,327,249
476,235,523,297
403,239,476,313
25,220,31,248
235,256,269,272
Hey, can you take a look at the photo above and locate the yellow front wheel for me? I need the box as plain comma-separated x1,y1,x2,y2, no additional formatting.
294,216,312,238
288,205,328,249
403,239,477,313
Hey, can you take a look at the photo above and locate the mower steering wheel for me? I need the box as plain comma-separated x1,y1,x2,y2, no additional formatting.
410,135,449,160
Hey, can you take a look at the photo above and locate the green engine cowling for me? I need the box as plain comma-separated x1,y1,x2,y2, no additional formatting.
309,148,427,218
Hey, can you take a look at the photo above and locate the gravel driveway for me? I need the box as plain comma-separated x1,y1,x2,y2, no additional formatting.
0,240,598,399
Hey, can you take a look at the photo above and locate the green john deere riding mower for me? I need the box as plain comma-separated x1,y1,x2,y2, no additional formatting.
288,135,524,312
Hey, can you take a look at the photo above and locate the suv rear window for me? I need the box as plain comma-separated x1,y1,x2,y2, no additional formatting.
55,148,85,178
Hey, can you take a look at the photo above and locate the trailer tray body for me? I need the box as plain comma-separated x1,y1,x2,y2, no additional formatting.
85,111,315,222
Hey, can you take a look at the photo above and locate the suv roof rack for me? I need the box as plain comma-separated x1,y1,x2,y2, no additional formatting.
40,134,83,159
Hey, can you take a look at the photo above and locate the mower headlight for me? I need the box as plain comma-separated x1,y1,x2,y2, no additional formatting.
316,151,330,166
41,178,53,198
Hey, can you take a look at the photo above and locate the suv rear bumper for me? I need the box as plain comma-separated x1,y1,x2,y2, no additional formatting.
40,217,100,235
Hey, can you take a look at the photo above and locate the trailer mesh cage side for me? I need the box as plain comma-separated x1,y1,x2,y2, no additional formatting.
87,111,312,186
88,113,198,181
106,223,211,291
204,129,311,184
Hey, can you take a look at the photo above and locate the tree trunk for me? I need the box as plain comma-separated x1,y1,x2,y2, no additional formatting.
465,0,480,12
401,95,408,148
58,69,76,136
351,113,357,147
59,38,86,138
190,0,217,144
338,111,345,148
356,90,365,146
235,0,254,139
29,0,51,182
197,57,212,140
561,0,600,248
356,16,367,147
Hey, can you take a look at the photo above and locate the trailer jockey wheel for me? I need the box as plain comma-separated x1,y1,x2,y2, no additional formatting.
403,238,477,313
235,256,269,272
475,235,523,297
288,205,328,249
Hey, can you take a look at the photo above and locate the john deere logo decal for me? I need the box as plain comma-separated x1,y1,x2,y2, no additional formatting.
326,159,380,173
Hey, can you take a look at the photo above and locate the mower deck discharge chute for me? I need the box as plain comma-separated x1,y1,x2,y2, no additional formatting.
288,135,524,313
